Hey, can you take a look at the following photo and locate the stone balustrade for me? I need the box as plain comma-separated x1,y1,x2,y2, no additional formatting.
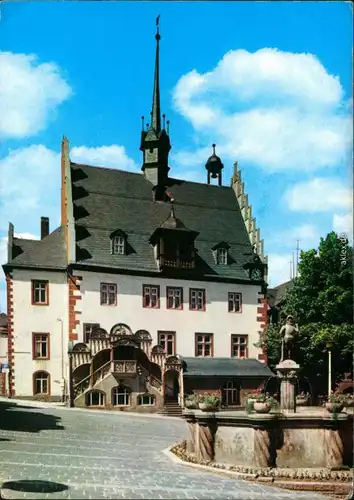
183,409,352,469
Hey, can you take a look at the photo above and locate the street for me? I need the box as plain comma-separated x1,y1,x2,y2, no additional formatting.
0,400,328,499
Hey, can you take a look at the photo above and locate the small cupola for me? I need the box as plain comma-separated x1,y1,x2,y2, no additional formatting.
205,144,224,186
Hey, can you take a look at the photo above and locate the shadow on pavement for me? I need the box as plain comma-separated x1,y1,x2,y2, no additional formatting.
0,401,64,433
2,480,68,494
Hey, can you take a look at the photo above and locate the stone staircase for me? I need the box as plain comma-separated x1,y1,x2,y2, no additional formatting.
159,400,183,417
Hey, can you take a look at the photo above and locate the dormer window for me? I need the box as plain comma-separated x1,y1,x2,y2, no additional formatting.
113,236,125,255
217,247,228,265
212,242,230,265
110,230,127,255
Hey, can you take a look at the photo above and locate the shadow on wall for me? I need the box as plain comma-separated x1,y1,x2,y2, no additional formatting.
0,401,64,433
1,480,68,494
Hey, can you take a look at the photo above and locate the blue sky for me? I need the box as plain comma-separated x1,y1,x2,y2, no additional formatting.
0,1,353,310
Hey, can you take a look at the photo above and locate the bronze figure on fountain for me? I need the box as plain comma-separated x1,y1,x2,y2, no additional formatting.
279,315,299,362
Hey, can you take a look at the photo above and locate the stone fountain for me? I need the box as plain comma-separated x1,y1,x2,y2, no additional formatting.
180,316,353,474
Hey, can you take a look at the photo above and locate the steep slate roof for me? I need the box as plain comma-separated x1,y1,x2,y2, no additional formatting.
267,280,294,307
8,227,66,269
72,163,255,281
181,357,274,377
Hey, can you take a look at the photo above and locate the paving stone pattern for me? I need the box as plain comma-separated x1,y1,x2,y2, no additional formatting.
0,403,330,499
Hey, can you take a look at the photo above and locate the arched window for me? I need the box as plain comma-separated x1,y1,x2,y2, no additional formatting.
137,394,155,406
33,371,50,395
86,390,105,406
112,385,131,406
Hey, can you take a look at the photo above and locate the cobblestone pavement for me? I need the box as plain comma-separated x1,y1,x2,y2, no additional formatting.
0,401,329,500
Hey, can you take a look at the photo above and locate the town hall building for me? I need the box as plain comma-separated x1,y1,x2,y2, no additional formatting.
3,22,272,414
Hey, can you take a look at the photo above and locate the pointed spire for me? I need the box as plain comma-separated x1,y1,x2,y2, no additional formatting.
151,15,161,132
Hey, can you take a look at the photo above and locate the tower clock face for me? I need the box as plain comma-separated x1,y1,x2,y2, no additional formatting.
250,268,262,280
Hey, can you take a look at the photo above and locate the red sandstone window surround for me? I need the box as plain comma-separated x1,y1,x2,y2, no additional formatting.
33,371,50,396
231,334,249,358
142,284,160,308
32,333,50,360
166,286,183,310
83,323,100,343
189,288,206,311
195,333,213,357
228,292,242,313
158,331,176,355
31,280,49,305
100,283,117,306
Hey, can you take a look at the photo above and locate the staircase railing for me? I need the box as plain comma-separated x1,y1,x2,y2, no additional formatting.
74,360,163,400
92,360,111,385
73,374,91,398
139,365,163,393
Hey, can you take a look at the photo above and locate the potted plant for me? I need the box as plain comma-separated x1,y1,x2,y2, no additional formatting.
198,392,220,411
184,394,197,409
325,391,348,413
252,390,279,414
296,391,310,406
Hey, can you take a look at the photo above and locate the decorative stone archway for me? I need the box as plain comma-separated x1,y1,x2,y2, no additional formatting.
162,355,183,405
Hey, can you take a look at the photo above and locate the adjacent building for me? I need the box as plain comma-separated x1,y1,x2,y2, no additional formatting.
2,23,272,413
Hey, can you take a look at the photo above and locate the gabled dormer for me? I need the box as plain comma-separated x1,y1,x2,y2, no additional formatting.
212,241,230,265
110,229,127,255
149,204,199,270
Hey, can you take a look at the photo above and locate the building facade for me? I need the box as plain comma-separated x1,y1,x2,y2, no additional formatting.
3,22,272,413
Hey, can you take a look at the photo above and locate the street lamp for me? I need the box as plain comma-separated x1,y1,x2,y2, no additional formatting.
68,341,74,408
326,342,333,398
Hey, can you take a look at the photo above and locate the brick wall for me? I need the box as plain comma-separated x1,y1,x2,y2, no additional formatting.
6,272,15,396
68,274,82,342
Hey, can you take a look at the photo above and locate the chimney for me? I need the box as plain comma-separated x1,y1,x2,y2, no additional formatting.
41,217,49,239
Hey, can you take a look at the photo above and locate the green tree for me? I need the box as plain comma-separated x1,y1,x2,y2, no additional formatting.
263,232,353,392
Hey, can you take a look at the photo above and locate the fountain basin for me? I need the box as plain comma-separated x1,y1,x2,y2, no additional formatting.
183,409,353,469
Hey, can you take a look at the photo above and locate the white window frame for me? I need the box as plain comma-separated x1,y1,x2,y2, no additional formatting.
190,289,205,311
112,386,131,406
87,391,105,406
158,332,175,355
34,372,49,394
113,235,125,255
231,335,248,358
195,334,213,357
138,394,155,406
167,287,182,309
217,247,228,265
32,281,48,304
228,292,242,313
100,283,117,306
143,285,159,308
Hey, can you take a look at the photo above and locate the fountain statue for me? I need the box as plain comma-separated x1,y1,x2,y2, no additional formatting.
276,315,301,412
279,315,299,361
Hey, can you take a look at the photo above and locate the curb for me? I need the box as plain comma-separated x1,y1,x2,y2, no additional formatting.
163,445,351,499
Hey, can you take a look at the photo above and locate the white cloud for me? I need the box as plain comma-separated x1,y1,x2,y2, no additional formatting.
0,143,138,235
173,48,352,172
267,253,293,288
285,177,353,213
70,145,139,171
0,145,61,232
269,223,320,250
0,52,72,139
333,213,353,239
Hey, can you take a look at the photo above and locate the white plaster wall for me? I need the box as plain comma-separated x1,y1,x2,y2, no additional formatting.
77,271,263,358
0,334,8,363
12,269,69,397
